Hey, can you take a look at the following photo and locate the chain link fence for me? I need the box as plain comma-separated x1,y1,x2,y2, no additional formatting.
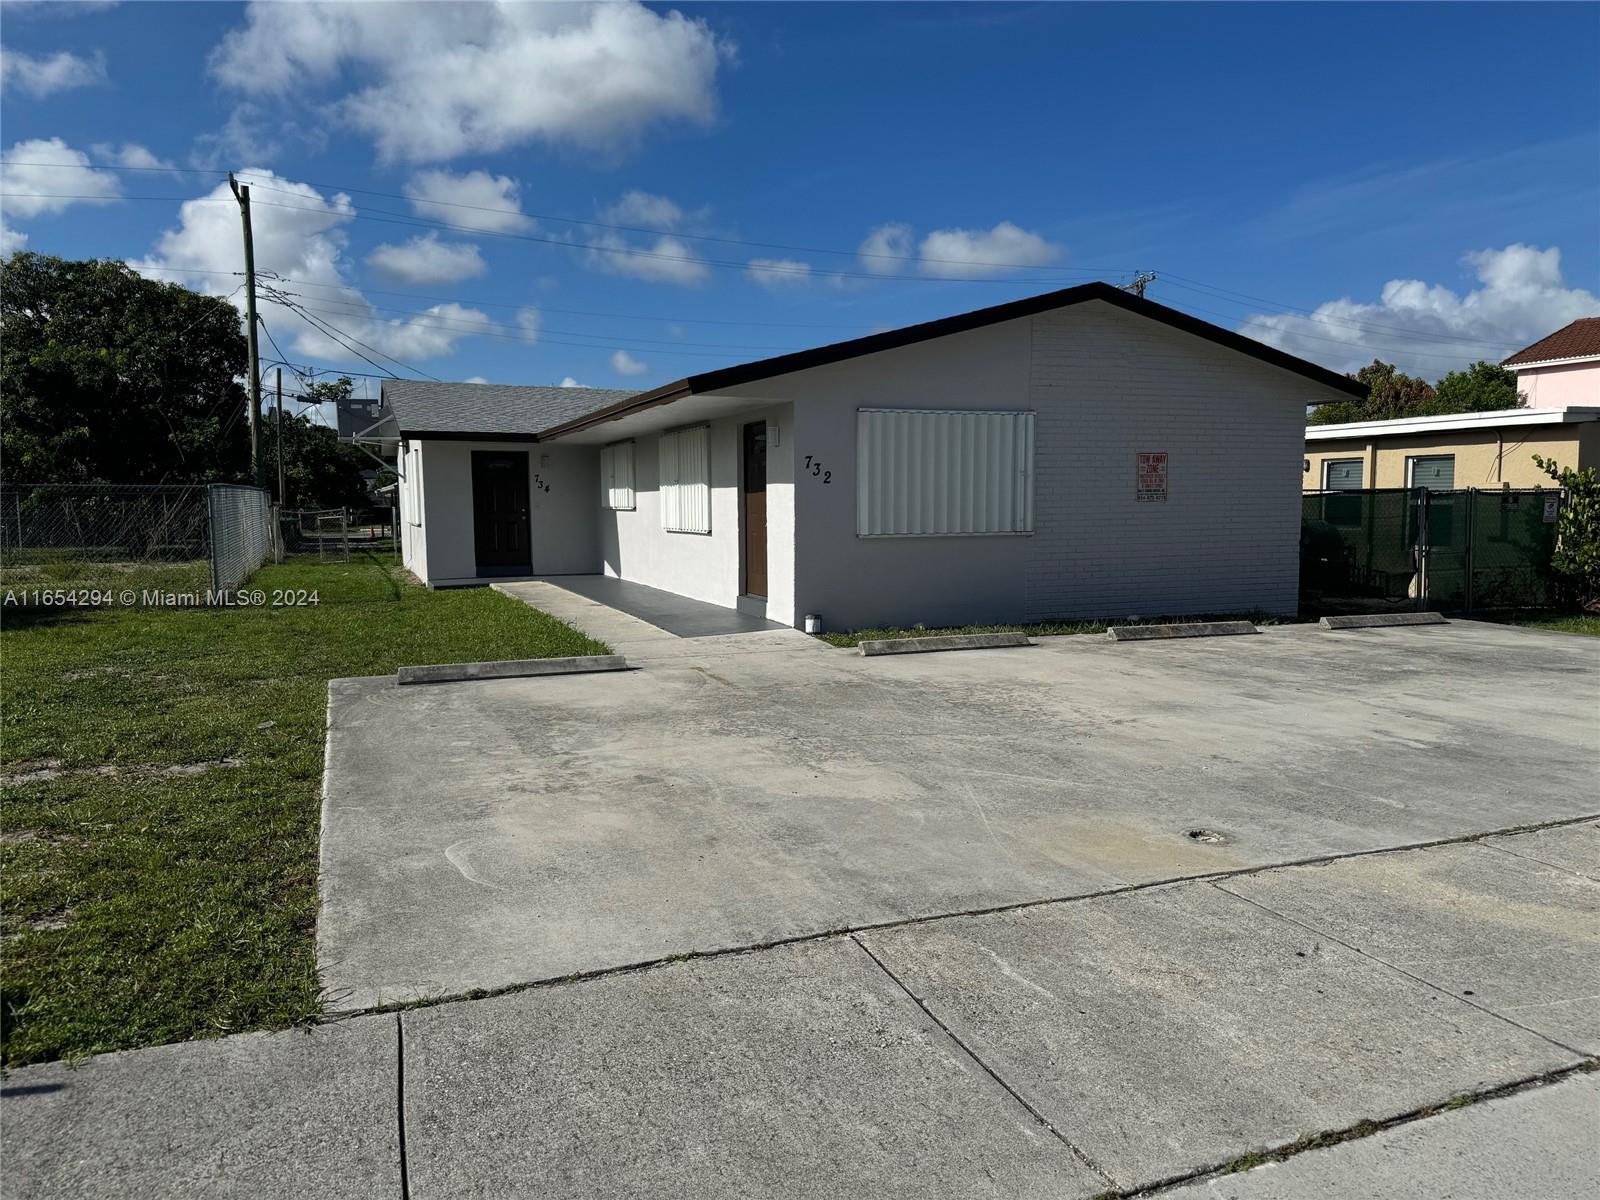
206,484,275,590
1,483,274,605
1302,487,1565,614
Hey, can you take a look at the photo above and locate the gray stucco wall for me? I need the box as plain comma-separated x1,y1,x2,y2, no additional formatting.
722,298,1331,630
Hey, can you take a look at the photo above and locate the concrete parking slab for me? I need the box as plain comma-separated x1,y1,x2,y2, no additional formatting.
1160,1073,1600,1199
0,1016,399,1199
319,620,1598,1008
400,938,1107,1200
1222,835,1600,1054
1484,819,1600,881
857,881,1578,1189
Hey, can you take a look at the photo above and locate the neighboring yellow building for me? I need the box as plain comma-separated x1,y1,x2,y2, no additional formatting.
1304,406,1600,492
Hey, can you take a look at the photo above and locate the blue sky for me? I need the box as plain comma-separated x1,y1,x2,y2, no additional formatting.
3,1,1597,414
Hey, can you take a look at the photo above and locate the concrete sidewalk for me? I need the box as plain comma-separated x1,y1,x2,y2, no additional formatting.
6,823,1596,1199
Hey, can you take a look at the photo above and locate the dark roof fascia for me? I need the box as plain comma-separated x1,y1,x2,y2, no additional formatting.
537,282,1366,440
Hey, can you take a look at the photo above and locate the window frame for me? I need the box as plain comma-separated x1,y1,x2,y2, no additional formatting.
659,424,712,535
1405,454,1456,491
600,440,636,511
1320,458,1364,491
856,407,1035,538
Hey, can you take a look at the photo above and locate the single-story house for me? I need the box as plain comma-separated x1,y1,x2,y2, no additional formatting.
384,282,1364,631
1305,407,1600,493
1503,316,1600,409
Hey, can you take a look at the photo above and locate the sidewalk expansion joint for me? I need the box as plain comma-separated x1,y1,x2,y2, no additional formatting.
331,809,1600,1024
1210,879,1593,1061
396,1013,411,1200
1110,1059,1598,1199
847,933,1118,1189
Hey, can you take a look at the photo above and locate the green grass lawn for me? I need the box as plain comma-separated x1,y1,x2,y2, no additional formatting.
0,553,607,1067
817,612,1306,648
1504,613,1600,637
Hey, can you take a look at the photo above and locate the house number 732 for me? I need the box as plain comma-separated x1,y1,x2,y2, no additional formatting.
803,455,832,484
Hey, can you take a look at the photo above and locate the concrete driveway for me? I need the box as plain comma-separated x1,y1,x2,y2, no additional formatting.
318,619,1597,1010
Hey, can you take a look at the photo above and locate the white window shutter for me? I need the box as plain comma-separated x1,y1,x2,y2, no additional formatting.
857,409,1034,536
658,427,709,533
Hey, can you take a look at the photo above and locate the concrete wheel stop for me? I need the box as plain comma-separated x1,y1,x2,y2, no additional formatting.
1106,621,1259,642
396,655,628,685
1320,612,1448,630
858,632,1033,656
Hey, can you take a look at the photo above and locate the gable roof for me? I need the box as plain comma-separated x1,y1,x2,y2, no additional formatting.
538,281,1367,439
1502,317,1600,367
383,380,637,440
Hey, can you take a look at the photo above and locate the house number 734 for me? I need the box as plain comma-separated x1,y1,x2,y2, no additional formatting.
803,455,832,484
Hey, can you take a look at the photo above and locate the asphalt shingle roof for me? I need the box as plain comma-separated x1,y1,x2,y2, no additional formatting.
381,380,639,438
1503,318,1600,367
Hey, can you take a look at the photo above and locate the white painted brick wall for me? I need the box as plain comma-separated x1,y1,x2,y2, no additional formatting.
1023,301,1326,619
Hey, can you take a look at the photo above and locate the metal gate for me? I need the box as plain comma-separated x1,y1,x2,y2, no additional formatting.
1302,487,1564,614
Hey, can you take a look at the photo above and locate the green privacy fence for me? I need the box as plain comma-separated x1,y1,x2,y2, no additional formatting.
1302,487,1565,614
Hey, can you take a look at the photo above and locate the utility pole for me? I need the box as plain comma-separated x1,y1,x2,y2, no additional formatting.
229,173,265,489
1123,271,1157,299
275,368,286,505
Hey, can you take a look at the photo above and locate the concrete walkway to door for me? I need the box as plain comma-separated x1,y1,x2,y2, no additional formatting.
493,576,818,664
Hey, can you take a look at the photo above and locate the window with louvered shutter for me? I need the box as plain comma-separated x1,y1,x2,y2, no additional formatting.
1322,459,1364,490
600,441,635,510
856,409,1034,536
659,426,710,533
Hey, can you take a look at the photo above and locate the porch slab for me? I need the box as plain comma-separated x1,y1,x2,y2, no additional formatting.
523,574,787,638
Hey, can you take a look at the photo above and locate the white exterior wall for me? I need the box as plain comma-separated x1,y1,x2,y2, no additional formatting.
400,438,600,586
1023,301,1322,619
724,299,1331,630
597,402,795,625
399,439,429,582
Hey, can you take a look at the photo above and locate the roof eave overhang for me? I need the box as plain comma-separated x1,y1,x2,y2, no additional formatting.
1504,353,1600,370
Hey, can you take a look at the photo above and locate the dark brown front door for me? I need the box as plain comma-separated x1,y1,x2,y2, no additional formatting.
742,421,768,598
471,450,532,575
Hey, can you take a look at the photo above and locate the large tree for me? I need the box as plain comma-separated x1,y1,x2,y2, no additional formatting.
1310,358,1526,426
1,253,250,483
1432,360,1524,413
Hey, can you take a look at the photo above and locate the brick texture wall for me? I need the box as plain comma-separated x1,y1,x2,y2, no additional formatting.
1024,302,1327,619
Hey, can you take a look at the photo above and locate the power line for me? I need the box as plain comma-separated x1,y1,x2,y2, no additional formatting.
0,159,1108,276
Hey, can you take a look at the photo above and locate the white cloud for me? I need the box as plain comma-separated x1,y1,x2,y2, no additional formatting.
366,234,486,285
0,136,121,218
585,190,706,285
1,224,27,255
611,349,648,376
128,170,495,363
403,168,531,233
558,376,583,388
0,47,106,97
464,376,490,385
93,142,175,172
514,307,541,342
600,189,689,228
746,257,812,288
209,1,729,163
1240,244,1600,378
858,223,913,274
917,222,1060,278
